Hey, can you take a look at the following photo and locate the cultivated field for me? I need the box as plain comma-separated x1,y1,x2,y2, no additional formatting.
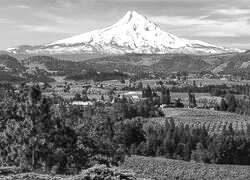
149,108,250,135
121,155,250,180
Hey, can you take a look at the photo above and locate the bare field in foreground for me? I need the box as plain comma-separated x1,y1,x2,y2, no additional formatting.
149,108,250,135
121,155,250,180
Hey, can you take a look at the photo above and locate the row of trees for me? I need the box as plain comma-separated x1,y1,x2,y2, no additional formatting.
216,94,250,115
169,84,229,93
118,117,250,165
170,84,250,98
210,85,250,97
65,70,129,82
169,84,250,97
142,85,171,105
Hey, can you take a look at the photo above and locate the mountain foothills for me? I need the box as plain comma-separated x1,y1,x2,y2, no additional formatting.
0,52,250,83
5,11,243,55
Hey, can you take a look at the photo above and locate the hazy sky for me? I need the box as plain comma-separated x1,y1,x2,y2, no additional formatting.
0,0,250,50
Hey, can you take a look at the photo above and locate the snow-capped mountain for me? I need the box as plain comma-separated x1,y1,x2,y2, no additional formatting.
6,11,243,55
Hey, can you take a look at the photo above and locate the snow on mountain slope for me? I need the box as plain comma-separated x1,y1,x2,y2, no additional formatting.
6,11,244,55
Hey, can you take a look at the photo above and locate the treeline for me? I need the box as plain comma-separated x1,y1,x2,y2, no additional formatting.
117,117,250,165
65,71,129,82
141,85,184,107
0,70,55,84
23,56,90,76
225,84,250,96
0,72,25,82
228,71,250,80
208,84,250,115
168,84,250,115
169,84,229,94
169,84,250,97
213,94,250,115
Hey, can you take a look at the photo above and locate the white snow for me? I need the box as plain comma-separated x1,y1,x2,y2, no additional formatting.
6,47,18,54
72,101,93,106
48,11,186,49
6,10,244,55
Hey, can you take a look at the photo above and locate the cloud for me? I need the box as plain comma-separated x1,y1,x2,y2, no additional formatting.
17,5,30,9
195,32,239,37
0,18,16,24
150,15,216,26
18,24,72,34
190,19,250,37
150,13,250,39
36,12,95,25
73,0,172,1
214,8,250,16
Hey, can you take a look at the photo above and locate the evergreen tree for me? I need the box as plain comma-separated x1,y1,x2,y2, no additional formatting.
73,93,82,101
160,86,171,105
188,92,196,108
220,98,228,111
226,94,237,112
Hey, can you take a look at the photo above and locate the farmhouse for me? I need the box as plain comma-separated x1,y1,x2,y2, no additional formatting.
131,95,140,101
72,101,93,106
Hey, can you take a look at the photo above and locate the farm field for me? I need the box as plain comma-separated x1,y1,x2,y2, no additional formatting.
149,108,250,135
121,155,250,180
50,76,66,82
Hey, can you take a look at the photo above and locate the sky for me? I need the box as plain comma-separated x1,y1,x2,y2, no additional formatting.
0,0,250,50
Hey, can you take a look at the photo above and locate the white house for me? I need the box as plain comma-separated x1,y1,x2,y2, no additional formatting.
72,101,93,106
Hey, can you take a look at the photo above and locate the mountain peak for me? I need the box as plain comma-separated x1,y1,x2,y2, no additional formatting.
125,10,144,19
5,11,244,55
115,10,153,28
